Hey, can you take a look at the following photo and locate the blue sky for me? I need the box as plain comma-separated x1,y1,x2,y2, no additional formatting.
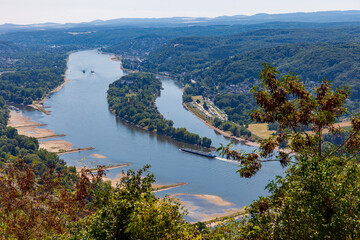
1,0,360,24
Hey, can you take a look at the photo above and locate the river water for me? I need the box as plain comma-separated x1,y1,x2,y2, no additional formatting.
18,50,283,222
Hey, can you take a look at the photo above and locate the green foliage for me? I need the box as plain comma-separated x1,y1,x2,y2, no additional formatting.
72,165,196,239
107,72,212,147
214,93,256,125
182,94,193,102
0,43,70,104
134,27,360,79
218,64,360,238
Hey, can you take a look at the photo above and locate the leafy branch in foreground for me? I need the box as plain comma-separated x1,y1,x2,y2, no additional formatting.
219,63,351,178
214,63,360,239
0,157,106,239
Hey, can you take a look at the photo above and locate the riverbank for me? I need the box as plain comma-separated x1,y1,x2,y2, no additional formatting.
182,103,261,148
29,78,71,115
182,103,297,155
107,72,212,149
169,193,246,224
8,110,94,155
86,164,189,192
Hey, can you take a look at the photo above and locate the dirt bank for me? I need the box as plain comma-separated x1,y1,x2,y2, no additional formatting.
8,110,93,155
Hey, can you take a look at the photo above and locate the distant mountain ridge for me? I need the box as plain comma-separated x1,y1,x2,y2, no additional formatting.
1,10,360,33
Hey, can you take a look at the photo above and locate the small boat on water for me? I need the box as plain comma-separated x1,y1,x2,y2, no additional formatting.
180,148,216,158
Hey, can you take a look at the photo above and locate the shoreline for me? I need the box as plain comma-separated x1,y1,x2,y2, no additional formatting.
169,193,246,224
183,103,294,154
11,52,91,155
182,103,261,148
109,107,213,150
29,78,71,115
152,182,189,192
8,108,94,156
28,51,74,115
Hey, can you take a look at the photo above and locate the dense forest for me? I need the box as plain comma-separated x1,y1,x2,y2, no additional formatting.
107,72,212,147
0,42,71,104
128,27,360,77
119,26,360,127
192,42,360,92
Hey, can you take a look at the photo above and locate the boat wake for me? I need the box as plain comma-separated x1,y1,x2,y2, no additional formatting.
215,157,239,164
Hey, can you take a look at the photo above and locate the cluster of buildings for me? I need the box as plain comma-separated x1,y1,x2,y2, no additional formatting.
190,99,227,121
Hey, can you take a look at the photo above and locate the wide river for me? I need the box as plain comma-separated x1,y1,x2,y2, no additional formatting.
19,50,282,222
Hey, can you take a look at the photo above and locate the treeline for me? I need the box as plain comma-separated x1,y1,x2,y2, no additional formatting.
213,117,252,139
213,93,256,125
107,72,212,147
0,42,70,104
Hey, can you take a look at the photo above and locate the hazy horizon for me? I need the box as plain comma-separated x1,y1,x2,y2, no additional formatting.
1,0,360,25
1,10,360,26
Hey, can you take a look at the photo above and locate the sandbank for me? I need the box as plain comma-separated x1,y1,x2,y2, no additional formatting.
8,111,43,128
170,193,234,207
169,192,247,223
8,110,94,155
110,56,121,62
91,153,107,159
152,182,189,192
9,111,59,139
39,140,73,152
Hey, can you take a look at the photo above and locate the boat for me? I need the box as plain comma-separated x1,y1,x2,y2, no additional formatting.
90,70,95,74
180,148,216,158
82,70,86,73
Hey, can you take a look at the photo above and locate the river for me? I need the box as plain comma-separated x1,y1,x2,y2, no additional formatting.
17,50,283,222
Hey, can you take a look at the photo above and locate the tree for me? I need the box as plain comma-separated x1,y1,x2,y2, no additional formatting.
217,63,360,238
73,165,197,239
0,157,105,239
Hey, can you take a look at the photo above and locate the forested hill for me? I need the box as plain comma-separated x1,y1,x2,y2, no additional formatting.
192,42,360,96
0,41,23,54
103,22,360,57
133,27,360,77
1,21,360,51
0,42,73,104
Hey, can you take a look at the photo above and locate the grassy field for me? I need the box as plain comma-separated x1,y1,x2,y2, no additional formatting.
191,95,203,101
248,123,276,139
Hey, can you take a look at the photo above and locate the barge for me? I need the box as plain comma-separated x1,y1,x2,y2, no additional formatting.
180,148,216,158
